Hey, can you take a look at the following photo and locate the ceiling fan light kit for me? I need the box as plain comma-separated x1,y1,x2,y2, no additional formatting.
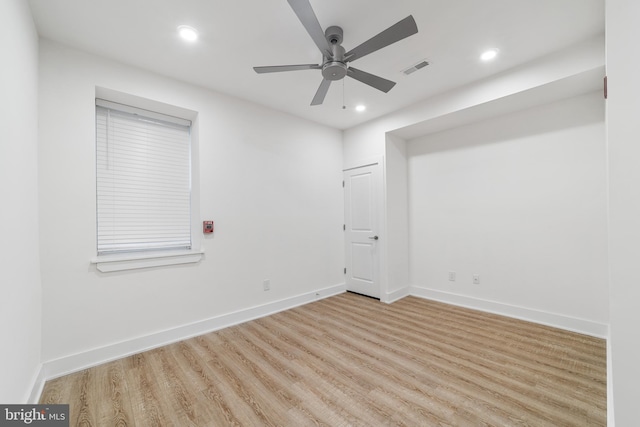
253,0,419,106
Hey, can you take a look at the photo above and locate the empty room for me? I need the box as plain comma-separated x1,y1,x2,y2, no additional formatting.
2,0,638,425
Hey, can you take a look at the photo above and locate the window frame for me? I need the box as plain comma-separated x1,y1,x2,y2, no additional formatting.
91,89,202,272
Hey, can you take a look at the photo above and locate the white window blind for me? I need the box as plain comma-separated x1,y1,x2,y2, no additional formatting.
96,99,192,255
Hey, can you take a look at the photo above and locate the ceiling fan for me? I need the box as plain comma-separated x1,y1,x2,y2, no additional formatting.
253,0,418,106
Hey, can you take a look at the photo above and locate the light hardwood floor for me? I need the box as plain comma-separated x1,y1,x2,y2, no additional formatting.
40,293,606,426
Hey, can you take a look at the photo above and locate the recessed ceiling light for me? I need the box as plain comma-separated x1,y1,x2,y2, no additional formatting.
177,25,198,42
355,105,366,112
480,48,499,61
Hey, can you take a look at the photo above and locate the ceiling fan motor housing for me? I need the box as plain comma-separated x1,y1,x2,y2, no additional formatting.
322,26,347,80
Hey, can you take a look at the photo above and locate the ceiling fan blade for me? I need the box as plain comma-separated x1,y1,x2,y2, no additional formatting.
253,64,321,74
345,15,418,63
287,0,332,57
347,67,396,93
311,78,331,106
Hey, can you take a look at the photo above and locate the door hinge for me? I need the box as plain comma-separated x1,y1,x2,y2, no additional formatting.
343,224,345,231
344,267,346,274
342,180,345,188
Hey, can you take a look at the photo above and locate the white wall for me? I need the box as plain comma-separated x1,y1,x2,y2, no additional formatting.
407,92,608,332
343,40,605,315
606,0,640,424
38,40,344,366
0,0,42,402
384,135,410,299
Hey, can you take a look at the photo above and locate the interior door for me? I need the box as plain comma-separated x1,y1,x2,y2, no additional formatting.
344,164,380,299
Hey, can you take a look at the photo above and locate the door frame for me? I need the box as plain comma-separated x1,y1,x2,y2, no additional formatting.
343,157,386,300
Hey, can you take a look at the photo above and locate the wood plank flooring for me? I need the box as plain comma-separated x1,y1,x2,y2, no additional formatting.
40,293,607,426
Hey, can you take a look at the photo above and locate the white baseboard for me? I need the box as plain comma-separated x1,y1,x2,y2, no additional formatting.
384,287,410,304
40,284,346,384
27,364,46,404
410,286,608,338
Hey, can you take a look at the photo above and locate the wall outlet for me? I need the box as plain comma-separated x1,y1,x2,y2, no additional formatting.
473,274,480,285
263,279,270,291
448,271,456,282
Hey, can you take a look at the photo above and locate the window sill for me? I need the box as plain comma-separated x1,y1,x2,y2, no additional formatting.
91,249,204,273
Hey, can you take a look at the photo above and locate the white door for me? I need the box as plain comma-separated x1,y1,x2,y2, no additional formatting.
344,164,380,299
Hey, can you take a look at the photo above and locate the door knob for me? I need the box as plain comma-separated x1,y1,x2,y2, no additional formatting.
369,236,379,240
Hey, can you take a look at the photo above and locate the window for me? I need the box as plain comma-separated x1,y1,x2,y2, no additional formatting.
95,99,192,256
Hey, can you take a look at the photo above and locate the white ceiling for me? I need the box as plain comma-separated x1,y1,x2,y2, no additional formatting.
27,0,604,130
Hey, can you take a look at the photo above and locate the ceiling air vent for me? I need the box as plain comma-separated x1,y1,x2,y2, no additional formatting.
403,60,430,75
